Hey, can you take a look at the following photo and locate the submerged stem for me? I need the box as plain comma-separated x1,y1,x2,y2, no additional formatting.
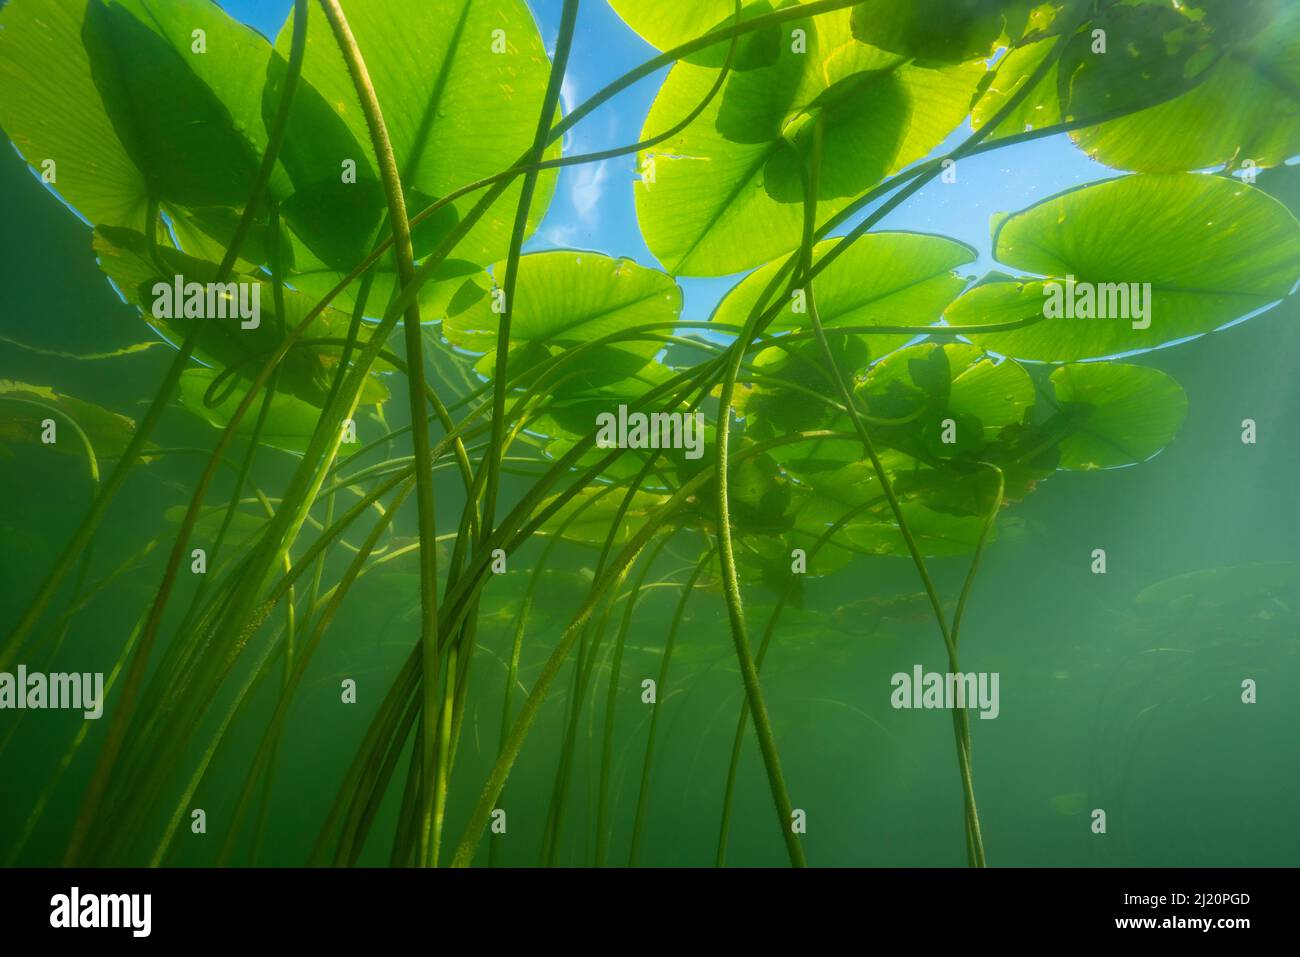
709,236,809,868
595,534,674,866
629,542,715,866
317,0,443,868
59,0,311,864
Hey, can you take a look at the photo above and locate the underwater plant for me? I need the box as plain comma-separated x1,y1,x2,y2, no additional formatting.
0,0,1296,869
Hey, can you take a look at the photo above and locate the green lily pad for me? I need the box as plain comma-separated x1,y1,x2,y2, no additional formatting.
713,232,976,340
1136,562,1299,610
0,0,248,228
1070,1,1300,173
279,0,560,275
0,379,150,463
851,0,1031,64
92,226,389,408
945,173,1300,360
442,251,681,392
636,9,985,275
536,486,673,547
1049,361,1188,470
178,367,360,456
608,0,785,52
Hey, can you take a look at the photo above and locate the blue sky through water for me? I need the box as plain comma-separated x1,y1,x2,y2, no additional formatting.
220,0,1121,330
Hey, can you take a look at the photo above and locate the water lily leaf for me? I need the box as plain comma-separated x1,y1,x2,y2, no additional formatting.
713,233,977,342
287,254,482,338
718,233,977,435
0,0,149,227
0,0,363,276
859,343,1034,460
785,459,885,532
976,1,1299,170
0,380,149,462
947,351,1034,437
750,498,860,579
81,0,269,211
976,418,1060,499
735,535,812,602
781,449,1008,561
1136,562,1299,611
607,0,784,52
158,204,292,278
287,255,486,331
538,363,684,438
442,251,681,391
729,450,794,534
87,0,333,271
737,335,868,437
164,504,269,549
536,486,672,547
944,174,1300,360
92,226,388,407
0,335,166,362
636,10,985,275
542,440,674,485
0,0,280,228
1048,362,1187,470
533,375,705,484
178,368,352,456
1069,0,1300,173
260,47,387,273
894,464,1006,519
1057,1,1221,125
279,0,559,278
845,503,995,558
971,36,1062,136
851,0,1031,64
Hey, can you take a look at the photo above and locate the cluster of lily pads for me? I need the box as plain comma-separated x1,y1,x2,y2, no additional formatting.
0,0,1296,867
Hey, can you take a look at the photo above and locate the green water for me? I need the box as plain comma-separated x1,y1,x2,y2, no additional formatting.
2,0,1299,870
2,122,1296,867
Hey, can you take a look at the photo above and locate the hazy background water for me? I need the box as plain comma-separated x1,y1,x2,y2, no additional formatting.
1,0,1297,868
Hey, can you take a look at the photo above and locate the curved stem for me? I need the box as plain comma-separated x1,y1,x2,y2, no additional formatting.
717,493,887,865
708,150,813,867
317,0,444,867
480,0,580,534
799,92,986,869
448,429,859,866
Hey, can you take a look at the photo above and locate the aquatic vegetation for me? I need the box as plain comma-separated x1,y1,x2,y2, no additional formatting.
0,0,1297,868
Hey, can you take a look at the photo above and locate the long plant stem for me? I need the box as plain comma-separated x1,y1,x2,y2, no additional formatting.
31,0,1136,871
60,0,311,863
711,273,808,866
595,534,674,866
629,542,715,866
716,494,887,865
447,429,857,867
800,104,991,866
316,0,444,868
